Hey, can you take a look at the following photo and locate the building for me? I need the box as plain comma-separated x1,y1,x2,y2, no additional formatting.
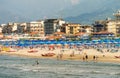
80,25,93,35
28,21,44,37
19,23,29,34
105,20,120,36
44,19,65,35
0,26,3,33
92,31,114,39
2,22,28,35
2,22,19,34
93,20,107,32
93,10,120,37
60,23,81,35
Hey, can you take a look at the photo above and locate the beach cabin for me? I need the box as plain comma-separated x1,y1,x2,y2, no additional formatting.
92,31,114,39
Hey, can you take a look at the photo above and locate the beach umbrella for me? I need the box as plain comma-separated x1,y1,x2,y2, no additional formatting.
3,41,9,46
38,41,43,45
17,40,26,47
56,43,62,46
55,41,60,44
76,42,81,46
6,41,14,46
62,42,68,45
70,42,75,46
103,39,109,44
91,40,98,44
84,42,91,45
45,41,52,45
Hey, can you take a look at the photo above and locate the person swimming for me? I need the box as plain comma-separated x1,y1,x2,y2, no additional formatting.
36,60,39,65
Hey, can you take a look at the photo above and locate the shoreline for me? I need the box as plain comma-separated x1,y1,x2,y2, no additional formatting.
0,49,120,64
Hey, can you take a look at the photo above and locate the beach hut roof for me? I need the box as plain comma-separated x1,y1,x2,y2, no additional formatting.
46,35,62,40
30,31,39,35
75,32,86,36
54,32,65,35
92,31,114,35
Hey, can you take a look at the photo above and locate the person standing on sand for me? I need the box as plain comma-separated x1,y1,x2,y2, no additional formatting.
93,55,96,62
57,54,61,60
70,51,75,57
93,55,98,62
83,56,85,61
85,54,88,61
96,55,98,61
59,53,63,59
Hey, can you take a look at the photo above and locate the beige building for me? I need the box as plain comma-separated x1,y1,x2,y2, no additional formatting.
80,25,93,34
0,26,3,33
105,20,120,36
28,21,44,36
106,10,120,36
93,10,120,36
60,23,80,35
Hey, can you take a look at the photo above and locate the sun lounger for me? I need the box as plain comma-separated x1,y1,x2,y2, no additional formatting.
28,50,38,53
115,56,120,58
41,53,55,57
6,50,16,52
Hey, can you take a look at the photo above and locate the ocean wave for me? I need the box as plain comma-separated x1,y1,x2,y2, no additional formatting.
89,71,120,76
111,72,120,75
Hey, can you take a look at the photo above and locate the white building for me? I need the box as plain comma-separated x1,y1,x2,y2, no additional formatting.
28,21,44,37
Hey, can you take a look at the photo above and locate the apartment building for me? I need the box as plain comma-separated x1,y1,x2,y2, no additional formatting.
2,22,19,34
93,10,120,36
44,19,65,35
19,23,28,34
60,23,81,35
28,21,44,37
80,25,93,34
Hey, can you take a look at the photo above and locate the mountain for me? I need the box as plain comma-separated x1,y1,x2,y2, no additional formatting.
63,0,120,24
64,8,115,24
0,0,71,24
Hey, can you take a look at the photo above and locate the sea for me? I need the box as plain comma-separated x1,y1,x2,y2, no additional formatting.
0,55,120,78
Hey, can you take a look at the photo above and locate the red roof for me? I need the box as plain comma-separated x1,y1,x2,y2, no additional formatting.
75,32,86,36
93,31,113,35
30,32,39,35
0,33,3,35
46,35,62,40
54,32,65,35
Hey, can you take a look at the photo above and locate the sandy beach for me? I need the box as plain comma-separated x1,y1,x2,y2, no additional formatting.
0,46,120,63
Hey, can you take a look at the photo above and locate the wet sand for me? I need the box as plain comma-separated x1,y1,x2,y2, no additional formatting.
0,48,120,63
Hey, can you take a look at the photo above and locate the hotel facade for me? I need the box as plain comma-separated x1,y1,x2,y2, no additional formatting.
60,23,81,35
93,10,120,36
44,19,65,35
27,21,44,37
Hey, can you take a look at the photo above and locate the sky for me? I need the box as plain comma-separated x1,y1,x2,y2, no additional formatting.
0,0,81,20
0,0,119,24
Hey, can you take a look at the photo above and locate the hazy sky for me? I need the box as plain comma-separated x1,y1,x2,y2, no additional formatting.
0,0,81,19
0,0,119,24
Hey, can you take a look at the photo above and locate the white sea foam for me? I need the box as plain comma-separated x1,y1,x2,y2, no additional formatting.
0,55,120,78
